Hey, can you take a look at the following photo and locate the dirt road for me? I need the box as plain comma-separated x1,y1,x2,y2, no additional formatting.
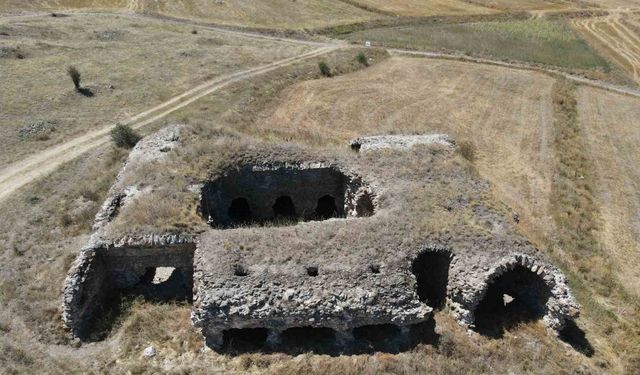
0,46,336,203
2,10,640,204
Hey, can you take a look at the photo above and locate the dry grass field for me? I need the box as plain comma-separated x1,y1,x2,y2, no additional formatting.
0,49,607,375
0,13,313,167
255,56,640,372
0,0,381,30
577,86,640,296
262,57,559,241
3,1,640,374
0,0,128,12
573,13,640,84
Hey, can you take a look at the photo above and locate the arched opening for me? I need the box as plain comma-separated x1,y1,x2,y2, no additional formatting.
306,266,319,277
228,197,252,225
233,264,248,277
356,192,374,217
281,327,335,352
353,324,400,343
273,196,296,220
129,267,192,302
474,265,552,338
152,267,175,284
223,328,268,352
315,195,338,219
411,251,451,309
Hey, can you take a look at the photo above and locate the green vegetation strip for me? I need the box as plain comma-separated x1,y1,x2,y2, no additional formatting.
345,19,610,70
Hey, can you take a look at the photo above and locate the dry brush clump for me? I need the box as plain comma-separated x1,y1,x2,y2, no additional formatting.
111,124,142,149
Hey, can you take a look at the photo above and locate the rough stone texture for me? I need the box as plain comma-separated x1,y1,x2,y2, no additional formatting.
61,234,196,338
350,134,455,152
200,162,374,227
93,124,184,231
62,126,579,348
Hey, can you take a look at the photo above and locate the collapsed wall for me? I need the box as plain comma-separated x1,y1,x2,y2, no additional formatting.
61,129,579,351
62,235,196,338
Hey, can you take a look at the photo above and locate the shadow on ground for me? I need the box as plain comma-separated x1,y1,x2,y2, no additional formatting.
559,320,595,357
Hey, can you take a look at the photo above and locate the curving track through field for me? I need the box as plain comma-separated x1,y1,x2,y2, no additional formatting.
574,13,640,83
1,10,640,204
0,46,336,203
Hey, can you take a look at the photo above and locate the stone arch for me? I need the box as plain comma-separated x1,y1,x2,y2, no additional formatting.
411,250,451,309
456,254,579,334
273,196,296,219
315,194,337,219
228,197,252,225
474,265,551,336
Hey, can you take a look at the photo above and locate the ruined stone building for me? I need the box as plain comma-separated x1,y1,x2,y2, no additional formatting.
62,126,579,351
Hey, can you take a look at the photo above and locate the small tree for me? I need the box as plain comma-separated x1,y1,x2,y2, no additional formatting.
318,61,331,77
110,124,141,149
67,65,81,91
357,52,368,66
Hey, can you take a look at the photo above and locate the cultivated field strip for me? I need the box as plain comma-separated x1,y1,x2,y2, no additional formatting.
574,14,640,83
389,48,640,98
0,46,336,203
577,86,640,294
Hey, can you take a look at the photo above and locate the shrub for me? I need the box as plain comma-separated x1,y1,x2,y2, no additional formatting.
458,141,476,162
318,61,331,77
110,124,141,149
356,52,368,66
67,65,81,91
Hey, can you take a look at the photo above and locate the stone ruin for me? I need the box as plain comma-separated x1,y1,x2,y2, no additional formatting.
62,127,579,351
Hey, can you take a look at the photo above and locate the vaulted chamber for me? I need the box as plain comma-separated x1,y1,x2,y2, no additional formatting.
200,164,375,228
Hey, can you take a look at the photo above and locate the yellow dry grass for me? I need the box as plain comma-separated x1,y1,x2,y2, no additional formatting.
261,56,558,241
256,56,640,372
0,0,380,30
573,13,640,84
1,49,633,373
0,0,128,12
0,13,312,167
576,86,640,296
343,0,495,17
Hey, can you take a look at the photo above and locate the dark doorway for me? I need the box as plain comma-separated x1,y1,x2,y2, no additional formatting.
411,251,451,309
281,326,335,353
223,328,269,353
315,195,338,219
228,197,252,225
132,267,192,302
273,196,296,220
474,265,552,338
